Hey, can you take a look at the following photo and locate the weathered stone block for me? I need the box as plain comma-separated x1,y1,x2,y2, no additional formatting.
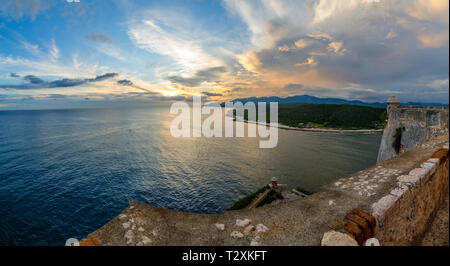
321,231,358,246
420,162,436,176
389,184,409,198
408,168,430,185
256,224,269,233
372,194,398,225
427,158,440,164
236,218,251,227
230,231,244,239
397,174,420,187
215,223,225,231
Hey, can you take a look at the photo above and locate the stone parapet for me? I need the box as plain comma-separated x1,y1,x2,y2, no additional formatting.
371,146,449,245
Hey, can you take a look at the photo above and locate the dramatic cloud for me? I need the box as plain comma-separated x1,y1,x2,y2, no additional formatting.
23,75,45,84
223,0,310,49
236,51,262,74
202,91,223,97
284,83,304,91
232,87,245,92
0,73,118,90
0,0,448,107
224,0,449,102
278,39,314,52
117,79,134,86
167,66,227,87
87,73,118,82
327,41,346,55
295,57,318,67
426,79,449,93
128,19,222,73
116,79,157,93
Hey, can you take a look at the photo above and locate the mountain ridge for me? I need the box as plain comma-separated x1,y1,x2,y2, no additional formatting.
225,95,448,108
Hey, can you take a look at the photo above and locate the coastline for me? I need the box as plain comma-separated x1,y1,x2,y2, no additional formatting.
241,119,383,134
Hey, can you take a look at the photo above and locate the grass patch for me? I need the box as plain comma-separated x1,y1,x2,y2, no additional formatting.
227,185,269,211
256,190,284,207
227,185,314,210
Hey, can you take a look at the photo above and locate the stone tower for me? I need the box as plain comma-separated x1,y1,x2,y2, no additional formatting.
386,96,400,115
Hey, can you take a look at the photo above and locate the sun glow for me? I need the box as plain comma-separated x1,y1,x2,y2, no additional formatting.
160,90,178,97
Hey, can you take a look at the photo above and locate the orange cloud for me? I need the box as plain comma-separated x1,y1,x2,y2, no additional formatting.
295,57,318,67
236,51,262,74
327,41,347,55
406,0,449,22
417,32,449,48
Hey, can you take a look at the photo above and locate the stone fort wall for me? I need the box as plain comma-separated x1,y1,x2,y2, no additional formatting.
377,105,448,163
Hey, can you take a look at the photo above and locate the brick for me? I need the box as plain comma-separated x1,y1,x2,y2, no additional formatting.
345,213,371,240
431,148,449,165
79,237,100,246
351,209,376,234
344,221,364,245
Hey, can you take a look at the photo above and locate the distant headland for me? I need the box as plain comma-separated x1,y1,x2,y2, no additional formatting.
224,94,449,108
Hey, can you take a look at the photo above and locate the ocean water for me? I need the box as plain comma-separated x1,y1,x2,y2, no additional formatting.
0,105,381,245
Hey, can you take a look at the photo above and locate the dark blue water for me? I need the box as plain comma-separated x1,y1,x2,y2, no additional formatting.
0,106,381,245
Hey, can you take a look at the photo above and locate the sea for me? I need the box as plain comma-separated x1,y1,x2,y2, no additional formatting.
0,105,381,245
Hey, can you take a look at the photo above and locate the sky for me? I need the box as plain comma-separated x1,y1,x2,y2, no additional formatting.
0,0,448,110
